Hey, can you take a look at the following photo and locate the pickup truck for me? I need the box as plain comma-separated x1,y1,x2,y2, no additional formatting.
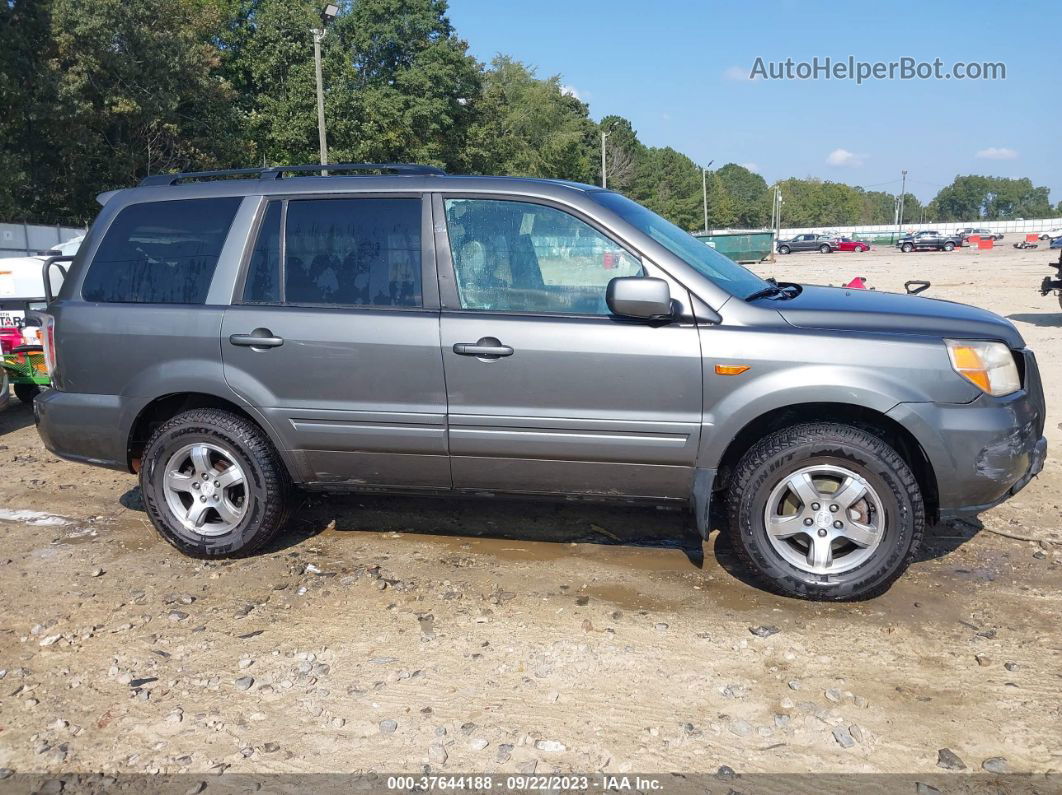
897,231,963,252
776,234,836,254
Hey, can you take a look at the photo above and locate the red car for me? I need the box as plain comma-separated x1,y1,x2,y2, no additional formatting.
834,237,870,252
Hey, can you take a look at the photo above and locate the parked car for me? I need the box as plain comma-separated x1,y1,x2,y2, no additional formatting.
955,227,1004,242
32,163,1046,601
834,237,870,253
776,234,836,254
1038,227,1062,241
897,231,963,252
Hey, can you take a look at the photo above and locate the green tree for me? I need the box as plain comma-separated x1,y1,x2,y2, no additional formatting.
928,175,1052,221
461,56,597,181
716,163,769,227
45,0,243,222
598,114,642,192
630,147,702,230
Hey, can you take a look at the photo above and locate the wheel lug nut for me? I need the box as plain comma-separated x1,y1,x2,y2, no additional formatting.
830,504,838,512
833,520,843,529
192,483,199,490
213,495,219,501
811,503,820,511
214,481,220,487
202,473,209,480
817,528,827,537
199,496,206,502
803,518,814,526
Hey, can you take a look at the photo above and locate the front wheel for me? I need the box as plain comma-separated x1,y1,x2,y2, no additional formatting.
141,408,292,558
726,422,924,600
901,243,914,253
778,245,791,255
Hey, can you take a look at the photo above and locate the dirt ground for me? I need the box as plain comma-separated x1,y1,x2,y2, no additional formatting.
0,242,1060,783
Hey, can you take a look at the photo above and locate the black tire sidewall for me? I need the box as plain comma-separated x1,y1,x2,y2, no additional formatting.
141,417,277,557
732,431,920,600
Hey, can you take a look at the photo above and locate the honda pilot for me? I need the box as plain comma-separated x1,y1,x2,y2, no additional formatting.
33,164,1047,600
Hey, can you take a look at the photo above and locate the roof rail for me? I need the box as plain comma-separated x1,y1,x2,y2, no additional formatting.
138,163,446,187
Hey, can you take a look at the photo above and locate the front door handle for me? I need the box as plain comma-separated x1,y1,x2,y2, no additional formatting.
453,337,514,358
229,329,284,349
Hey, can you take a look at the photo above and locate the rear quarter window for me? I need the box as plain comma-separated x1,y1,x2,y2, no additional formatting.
81,197,240,303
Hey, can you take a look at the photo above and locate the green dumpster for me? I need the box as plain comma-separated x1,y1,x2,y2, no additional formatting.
694,231,774,264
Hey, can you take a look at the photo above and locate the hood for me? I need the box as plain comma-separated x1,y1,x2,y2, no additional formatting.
775,284,1025,348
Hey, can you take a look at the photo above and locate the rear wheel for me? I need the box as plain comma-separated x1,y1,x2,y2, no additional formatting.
14,383,40,404
726,422,924,600
943,242,955,251
819,244,832,253
141,408,291,558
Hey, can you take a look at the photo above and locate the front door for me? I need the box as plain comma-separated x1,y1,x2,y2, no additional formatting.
222,194,450,488
434,196,703,499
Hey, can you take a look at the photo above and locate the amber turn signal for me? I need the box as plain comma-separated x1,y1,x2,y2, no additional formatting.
715,364,750,376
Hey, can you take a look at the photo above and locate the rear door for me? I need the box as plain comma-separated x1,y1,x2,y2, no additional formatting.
433,195,703,499
221,194,450,488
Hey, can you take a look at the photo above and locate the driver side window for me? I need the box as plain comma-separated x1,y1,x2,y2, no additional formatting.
444,199,643,315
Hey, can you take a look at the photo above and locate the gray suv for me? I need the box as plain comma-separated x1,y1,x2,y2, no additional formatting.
33,163,1047,600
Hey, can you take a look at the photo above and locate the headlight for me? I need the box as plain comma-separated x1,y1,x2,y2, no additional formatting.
944,339,1021,396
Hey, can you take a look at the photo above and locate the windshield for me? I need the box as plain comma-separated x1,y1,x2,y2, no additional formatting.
590,191,769,299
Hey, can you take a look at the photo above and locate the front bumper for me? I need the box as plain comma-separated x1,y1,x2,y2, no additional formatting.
887,349,1047,515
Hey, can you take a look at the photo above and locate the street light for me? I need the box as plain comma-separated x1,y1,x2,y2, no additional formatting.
701,160,714,234
313,4,340,172
600,127,612,189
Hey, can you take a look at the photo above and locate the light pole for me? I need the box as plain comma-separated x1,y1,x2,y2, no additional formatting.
600,128,612,189
312,4,339,172
701,160,714,234
897,168,908,235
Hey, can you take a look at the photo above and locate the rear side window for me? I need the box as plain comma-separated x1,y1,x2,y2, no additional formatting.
82,198,240,304
241,197,422,307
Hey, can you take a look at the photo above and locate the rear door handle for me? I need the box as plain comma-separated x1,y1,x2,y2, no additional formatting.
229,330,284,348
453,338,514,358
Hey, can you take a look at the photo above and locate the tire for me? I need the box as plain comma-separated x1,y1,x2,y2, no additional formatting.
0,371,9,413
726,422,924,601
14,383,40,404
140,408,291,558
819,244,832,253
778,245,791,255
901,243,914,253
1058,293,1062,312
943,242,955,251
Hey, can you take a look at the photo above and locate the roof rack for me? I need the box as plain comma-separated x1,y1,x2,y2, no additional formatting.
138,162,446,187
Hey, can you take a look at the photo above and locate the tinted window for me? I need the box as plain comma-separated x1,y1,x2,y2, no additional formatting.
283,198,421,307
243,201,281,303
82,198,239,303
444,199,642,315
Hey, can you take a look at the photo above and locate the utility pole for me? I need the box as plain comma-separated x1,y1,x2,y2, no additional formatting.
701,160,714,234
897,169,908,233
600,129,611,189
312,5,339,173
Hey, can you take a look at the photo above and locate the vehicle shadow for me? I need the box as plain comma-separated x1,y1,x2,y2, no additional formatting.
118,487,978,578
0,400,35,436
279,491,707,566
1006,312,1062,327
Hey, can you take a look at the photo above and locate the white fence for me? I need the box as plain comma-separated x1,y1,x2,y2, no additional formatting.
711,217,1062,240
0,221,86,258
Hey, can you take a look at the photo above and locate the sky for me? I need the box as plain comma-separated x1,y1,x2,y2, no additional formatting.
446,0,1061,204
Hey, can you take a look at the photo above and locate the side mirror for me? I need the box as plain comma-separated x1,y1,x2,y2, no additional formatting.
606,277,673,320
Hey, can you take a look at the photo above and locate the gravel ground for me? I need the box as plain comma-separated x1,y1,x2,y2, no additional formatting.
0,242,1059,782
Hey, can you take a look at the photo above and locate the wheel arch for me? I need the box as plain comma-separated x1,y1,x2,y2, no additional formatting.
711,402,939,524
126,392,299,481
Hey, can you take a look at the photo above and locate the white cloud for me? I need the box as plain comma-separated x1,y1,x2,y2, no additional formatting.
560,84,582,100
826,148,865,167
976,146,1018,160
740,162,760,173
723,65,751,81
